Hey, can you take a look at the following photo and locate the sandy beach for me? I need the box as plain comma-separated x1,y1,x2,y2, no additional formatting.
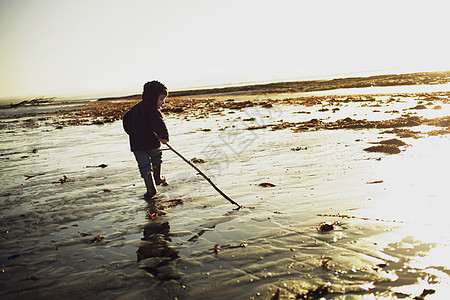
1,80,450,299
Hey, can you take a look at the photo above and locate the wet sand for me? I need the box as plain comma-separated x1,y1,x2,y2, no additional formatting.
1,85,450,299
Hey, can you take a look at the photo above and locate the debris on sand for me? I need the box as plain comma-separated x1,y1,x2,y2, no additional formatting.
52,175,72,184
415,289,436,299
317,213,404,223
220,242,249,249
381,128,422,139
90,235,104,243
427,127,450,136
21,275,41,281
162,198,184,208
147,211,157,219
86,164,108,168
24,173,45,180
409,104,427,110
259,182,276,187
190,158,205,164
291,147,307,151
366,180,384,184
317,222,335,232
211,242,249,254
298,284,329,299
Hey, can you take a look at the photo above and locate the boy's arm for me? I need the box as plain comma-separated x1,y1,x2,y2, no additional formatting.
149,110,169,142
122,110,131,134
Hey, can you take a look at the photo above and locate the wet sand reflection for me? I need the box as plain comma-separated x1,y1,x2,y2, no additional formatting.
137,200,181,282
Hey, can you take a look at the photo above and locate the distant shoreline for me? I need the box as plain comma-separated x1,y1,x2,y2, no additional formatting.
2,70,450,108
97,70,450,102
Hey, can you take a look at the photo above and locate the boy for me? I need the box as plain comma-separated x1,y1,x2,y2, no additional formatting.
123,81,169,199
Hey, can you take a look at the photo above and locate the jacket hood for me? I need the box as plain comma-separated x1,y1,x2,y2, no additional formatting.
142,81,167,106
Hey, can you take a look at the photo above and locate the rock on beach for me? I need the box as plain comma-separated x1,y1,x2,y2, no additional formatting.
364,144,401,154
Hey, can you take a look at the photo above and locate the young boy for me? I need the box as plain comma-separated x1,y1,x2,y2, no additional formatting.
123,81,169,199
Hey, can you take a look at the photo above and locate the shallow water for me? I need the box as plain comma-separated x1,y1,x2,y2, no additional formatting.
1,91,449,299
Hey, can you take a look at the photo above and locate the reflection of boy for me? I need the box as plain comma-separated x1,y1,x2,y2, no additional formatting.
123,81,169,199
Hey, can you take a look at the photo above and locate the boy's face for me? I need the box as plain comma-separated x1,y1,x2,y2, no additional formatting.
157,92,167,109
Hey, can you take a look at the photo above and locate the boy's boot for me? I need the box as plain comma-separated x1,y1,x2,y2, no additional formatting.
152,165,167,185
143,171,157,199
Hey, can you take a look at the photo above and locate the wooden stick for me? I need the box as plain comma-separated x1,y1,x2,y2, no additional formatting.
165,143,241,209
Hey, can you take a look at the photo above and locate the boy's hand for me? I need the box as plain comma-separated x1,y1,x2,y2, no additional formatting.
160,139,169,144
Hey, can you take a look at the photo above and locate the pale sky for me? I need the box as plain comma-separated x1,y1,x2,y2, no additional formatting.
1,0,449,100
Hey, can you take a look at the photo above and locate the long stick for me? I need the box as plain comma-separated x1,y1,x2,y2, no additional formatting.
165,143,241,209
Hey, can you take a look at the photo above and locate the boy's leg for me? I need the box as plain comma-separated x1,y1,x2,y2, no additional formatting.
133,151,157,199
142,172,157,199
133,151,153,177
152,165,166,185
148,148,166,185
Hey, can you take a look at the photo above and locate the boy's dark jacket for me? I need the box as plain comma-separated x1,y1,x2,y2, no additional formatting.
122,99,169,151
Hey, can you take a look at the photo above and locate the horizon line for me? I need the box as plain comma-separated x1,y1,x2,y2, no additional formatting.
1,68,450,104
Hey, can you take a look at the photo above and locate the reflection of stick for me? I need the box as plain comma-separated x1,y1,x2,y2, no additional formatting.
165,143,241,209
